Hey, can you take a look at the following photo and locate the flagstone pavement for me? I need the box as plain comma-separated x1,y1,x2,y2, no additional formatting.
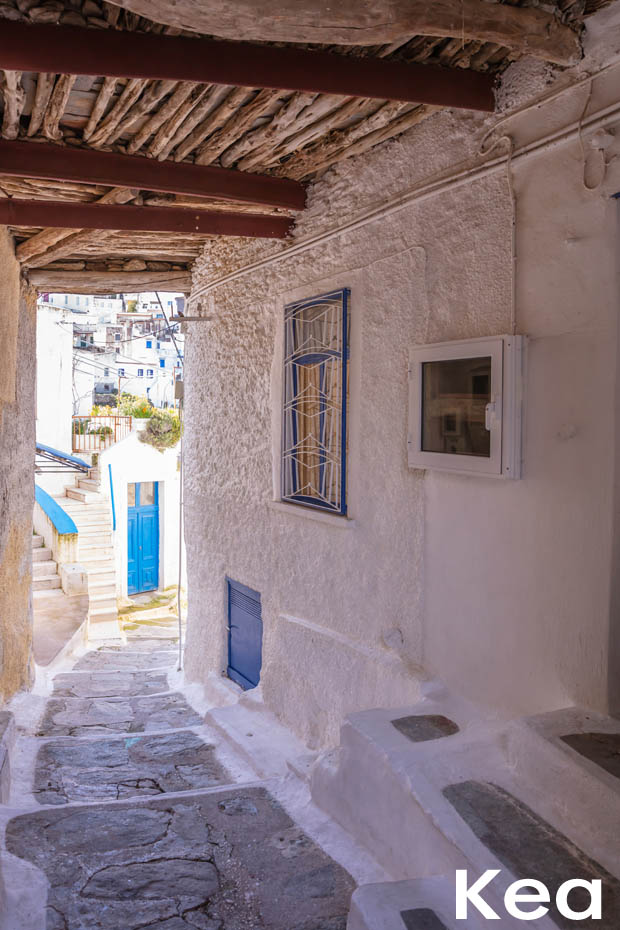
2,637,355,930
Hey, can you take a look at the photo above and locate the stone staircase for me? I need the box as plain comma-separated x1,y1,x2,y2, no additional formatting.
309,688,620,929
31,534,60,591
54,467,121,641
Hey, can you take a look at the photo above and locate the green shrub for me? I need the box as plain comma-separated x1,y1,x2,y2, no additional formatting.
118,395,153,418
139,409,181,452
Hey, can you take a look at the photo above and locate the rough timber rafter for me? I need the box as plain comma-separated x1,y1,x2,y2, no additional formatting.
28,269,193,293
0,140,306,211
0,20,496,110
15,186,137,265
103,0,581,64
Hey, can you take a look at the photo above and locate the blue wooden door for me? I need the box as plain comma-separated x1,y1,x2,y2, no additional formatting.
127,481,159,595
227,579,262,690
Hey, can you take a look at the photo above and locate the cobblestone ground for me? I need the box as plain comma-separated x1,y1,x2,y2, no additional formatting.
4,638,355,930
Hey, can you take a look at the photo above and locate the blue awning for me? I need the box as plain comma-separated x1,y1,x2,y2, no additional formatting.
36,442,89,473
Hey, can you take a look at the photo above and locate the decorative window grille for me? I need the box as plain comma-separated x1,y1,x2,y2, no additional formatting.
281,288,349,514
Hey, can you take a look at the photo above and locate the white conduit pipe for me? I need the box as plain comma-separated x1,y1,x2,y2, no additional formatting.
187,63,620,311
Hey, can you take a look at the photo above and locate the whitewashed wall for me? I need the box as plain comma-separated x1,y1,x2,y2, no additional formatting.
36,306,73,454
184,9,620,748
0,229,35,702
99,429,184,601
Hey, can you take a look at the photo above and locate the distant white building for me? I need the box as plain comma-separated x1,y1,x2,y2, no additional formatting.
36,304,73,454
37,292,184,415
38,293,124,318
35,294,186,602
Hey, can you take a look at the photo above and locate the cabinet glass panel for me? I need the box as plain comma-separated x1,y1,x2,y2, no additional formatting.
421,357,491,457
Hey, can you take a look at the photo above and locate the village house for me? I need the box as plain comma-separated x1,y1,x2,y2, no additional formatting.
0,0,619,927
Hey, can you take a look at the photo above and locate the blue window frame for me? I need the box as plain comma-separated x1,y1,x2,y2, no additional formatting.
137,368,144,377
118,368,125,376
159,359,165,368
281,288,349,515
147,368,154,377
146,339,152,348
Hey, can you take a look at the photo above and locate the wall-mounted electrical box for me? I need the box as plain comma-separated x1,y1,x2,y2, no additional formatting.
408,334,525,478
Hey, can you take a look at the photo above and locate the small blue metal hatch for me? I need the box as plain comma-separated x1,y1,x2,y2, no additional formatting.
227,578,262,690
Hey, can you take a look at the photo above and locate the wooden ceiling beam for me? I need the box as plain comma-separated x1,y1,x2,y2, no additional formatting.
0,20,495,110
0,139,306,211
28,269,193,294
105,0,581,64
0,198,294,238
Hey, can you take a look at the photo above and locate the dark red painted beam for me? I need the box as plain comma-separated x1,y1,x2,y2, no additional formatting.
0,20,495,111
0,140,306,211
0,198,294,238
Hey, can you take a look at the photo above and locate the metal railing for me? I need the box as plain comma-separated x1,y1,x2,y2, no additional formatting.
72,415,132,452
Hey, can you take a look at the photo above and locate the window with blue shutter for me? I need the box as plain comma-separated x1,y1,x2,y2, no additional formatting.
281,288,349,515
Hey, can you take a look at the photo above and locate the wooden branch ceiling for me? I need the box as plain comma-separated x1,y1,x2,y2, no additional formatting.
0,0,607,292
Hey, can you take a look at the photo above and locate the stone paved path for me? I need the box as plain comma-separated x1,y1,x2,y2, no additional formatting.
3,638,355,929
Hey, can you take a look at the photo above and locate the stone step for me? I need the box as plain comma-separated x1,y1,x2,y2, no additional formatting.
89,592,117,610
312,699,620,922
65,488,104,504
33,574,61,591
348,878,493,930
205,699,307,780
32,534,44,548
88,578,117,592
443,780,620,926
66,510,111,521
80,557,115,572
76,477,100,492
74,522,112,534
53,498,109,516
32,547,53,562
89,606,118,623
502,707,620,873
87,569,116,584
78,546,114,561
33,587,65,601
77,530,113,542
33,559,57,577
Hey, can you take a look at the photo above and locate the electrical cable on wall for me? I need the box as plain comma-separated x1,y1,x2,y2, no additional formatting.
154,292,185,671
176,397,184,671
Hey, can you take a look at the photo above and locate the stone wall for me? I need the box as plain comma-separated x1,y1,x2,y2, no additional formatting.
0,228,36,703
183,9,620,748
